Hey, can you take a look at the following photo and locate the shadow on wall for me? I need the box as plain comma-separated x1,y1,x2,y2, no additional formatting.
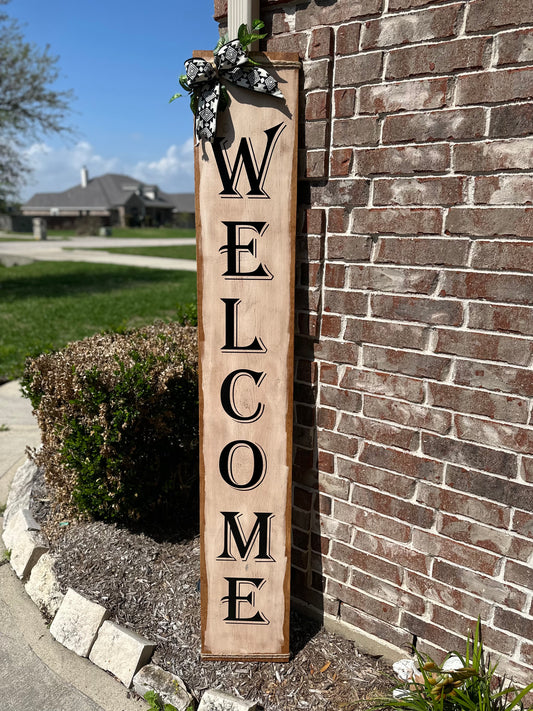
290,179,327,655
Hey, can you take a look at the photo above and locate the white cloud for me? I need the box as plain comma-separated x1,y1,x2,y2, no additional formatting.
131,139,194,191
22,141,119,197
20,139,194,200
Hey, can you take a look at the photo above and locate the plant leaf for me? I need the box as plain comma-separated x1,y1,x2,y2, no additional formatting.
169,92,182,103
179,75,190,92
506,682,533,710
238,23,249,47
247,31,267,43
144,690,164,710
219,85,230,112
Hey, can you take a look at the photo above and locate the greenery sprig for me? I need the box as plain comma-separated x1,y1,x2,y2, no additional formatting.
216,18,268,62
169,19,268,113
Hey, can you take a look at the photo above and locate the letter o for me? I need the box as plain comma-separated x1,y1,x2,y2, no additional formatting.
219,440,266,490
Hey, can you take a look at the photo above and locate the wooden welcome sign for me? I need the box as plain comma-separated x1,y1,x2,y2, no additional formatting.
194,52,299,660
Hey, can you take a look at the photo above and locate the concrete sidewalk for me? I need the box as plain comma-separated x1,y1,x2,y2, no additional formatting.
0,235,197,272
0,381,147,711
0,381,40,505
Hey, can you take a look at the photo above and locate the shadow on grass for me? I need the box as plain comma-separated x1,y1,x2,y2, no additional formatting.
0,261,196,302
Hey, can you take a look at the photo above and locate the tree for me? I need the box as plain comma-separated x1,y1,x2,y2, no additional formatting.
0,0,74,206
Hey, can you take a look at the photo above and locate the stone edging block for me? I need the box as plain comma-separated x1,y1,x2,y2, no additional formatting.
10,527,48,579
25,551,65,618
198,689,258,710
133,663,197,710
50,588,109,657
89,620,156,688
3,506,48,580
3,458,40,528
2,507,40,551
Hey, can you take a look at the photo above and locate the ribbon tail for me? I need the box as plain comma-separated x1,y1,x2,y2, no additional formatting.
222,66,284,99
195,82,221,143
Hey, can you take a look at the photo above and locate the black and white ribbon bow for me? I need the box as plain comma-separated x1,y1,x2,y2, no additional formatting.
184,39,284,142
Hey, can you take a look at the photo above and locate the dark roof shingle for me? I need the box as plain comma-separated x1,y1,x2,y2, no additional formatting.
23,174,194,213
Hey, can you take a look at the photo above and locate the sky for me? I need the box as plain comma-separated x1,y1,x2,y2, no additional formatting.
9,0,219,200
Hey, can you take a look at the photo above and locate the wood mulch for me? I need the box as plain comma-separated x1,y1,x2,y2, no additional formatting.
30,470,394,710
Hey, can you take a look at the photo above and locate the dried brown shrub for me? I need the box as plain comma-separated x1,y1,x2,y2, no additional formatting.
22,322,198,529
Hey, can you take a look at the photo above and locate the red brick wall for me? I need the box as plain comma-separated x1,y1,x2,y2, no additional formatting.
214,0,533,682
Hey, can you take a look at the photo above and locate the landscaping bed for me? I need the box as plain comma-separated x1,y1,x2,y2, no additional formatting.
22,320,392,709
30,468,392,710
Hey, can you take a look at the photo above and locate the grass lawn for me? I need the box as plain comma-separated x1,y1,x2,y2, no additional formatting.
0,261,197,381
107,227,195,239
72,244,197,260
41,227,195,239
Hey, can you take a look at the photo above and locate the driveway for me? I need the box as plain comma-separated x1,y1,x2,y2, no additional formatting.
0,235,197,272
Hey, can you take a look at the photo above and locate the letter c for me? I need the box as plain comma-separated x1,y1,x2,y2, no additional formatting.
220,369,265,422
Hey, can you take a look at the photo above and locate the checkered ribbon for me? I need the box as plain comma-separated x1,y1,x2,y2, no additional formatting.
184,39,284,142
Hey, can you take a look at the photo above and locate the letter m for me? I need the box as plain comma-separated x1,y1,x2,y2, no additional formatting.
217,512,275,561
212,123,285,198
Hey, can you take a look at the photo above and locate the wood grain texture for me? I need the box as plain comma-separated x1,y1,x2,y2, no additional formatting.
195,52,299,660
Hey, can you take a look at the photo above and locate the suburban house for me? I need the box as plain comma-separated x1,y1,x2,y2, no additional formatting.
21,169,195,229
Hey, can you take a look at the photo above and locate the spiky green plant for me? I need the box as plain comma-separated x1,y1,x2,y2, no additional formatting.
372,620,533,711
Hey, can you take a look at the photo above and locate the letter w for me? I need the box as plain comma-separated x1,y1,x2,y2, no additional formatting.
212,123,285,198
218,512,275,561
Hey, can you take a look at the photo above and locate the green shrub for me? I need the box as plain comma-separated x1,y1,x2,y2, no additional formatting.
22,322,198,528
175,301,197,327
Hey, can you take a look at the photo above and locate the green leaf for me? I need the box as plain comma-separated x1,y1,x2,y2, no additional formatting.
252,19,265,30
247,31,267,44
219,85,230,112
189,94,198,115
451,688,478,711
238,22,249,47
144,690,164,710
179,74,190,92
168,92,182,103
506,682,533,710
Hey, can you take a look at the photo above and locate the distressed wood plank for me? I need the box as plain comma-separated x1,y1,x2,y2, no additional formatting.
195,52,299,661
